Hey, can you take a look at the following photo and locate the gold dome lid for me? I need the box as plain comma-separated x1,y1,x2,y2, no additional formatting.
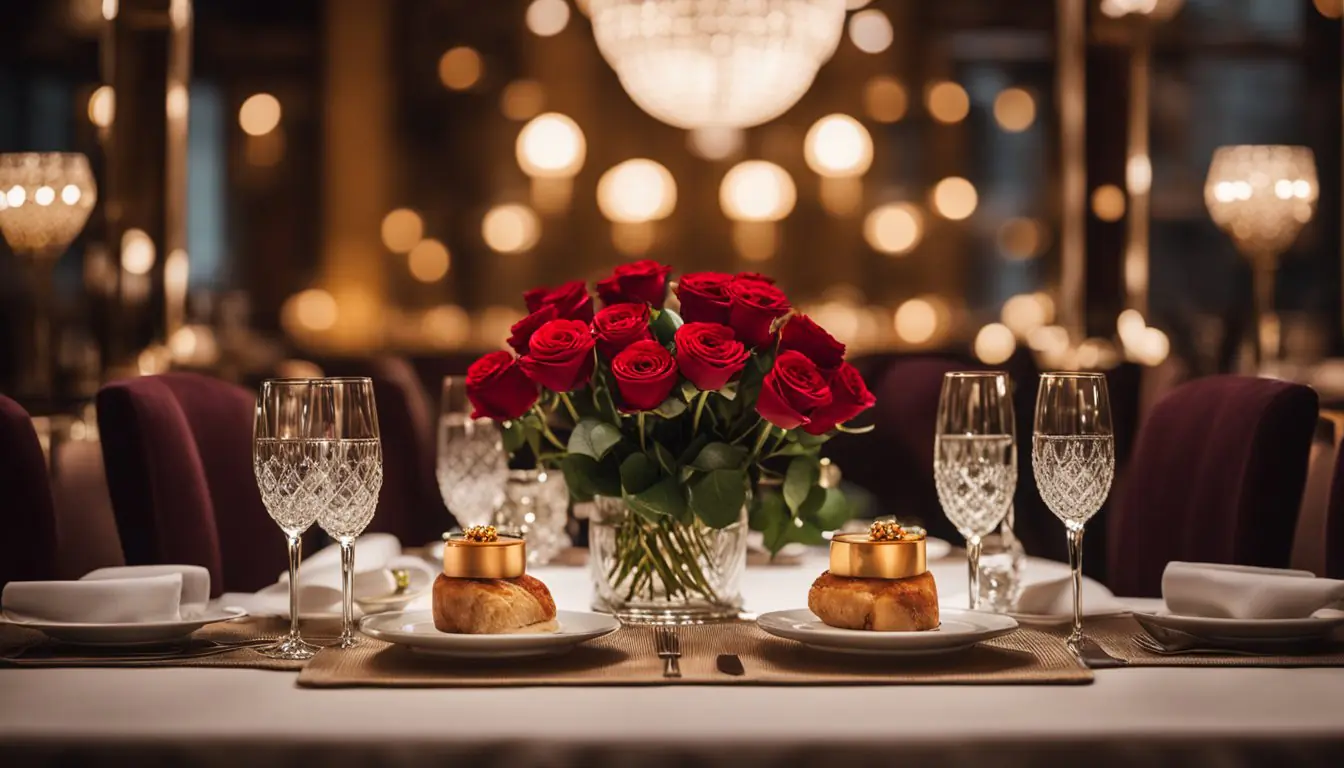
442,525,526,579
828,522,927,580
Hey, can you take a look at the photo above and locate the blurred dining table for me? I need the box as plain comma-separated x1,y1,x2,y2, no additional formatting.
2,550,1343,767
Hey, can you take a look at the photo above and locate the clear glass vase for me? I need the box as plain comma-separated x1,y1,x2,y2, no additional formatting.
588,496,747,624
493,469,571,565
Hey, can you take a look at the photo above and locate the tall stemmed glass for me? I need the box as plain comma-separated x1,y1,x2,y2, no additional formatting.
313,378,384,649
253,379,325,660
934,372,1017,610
436,376,508,529
1032,372,1115,652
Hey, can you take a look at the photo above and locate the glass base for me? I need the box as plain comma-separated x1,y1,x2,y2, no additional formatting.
332,634,361,650
257,633,321,660
593,595,743,625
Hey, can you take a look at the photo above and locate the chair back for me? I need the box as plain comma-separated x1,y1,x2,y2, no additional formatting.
1108,375,1318,597
0,395,58,588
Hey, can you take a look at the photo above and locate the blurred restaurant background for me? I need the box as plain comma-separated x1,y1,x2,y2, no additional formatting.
2,0,1343,570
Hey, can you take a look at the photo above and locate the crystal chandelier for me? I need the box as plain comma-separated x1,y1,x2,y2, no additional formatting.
0,153,98,260
587,0,848,130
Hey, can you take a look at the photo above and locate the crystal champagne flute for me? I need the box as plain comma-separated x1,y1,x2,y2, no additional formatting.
1032,372,1115,651
312,377,383,649
252,379,325,660
436,375,508,529
933,372,1017,610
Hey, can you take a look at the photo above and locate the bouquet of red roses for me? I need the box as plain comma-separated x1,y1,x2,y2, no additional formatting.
466,260,875,604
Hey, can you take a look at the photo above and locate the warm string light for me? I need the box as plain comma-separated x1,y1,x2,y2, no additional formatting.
501,80,545,121
482,204,542,254
516,113,586,179
720,161,796,222
864,203,922,255
525,0,570,37
997,218,1046,260
597,159,676,223
804,115,873,178
993,88,1035,132
926,81,970,124
120,228,156,275
848,9,893,53
408,239,451,283
894,297,942,345
687,127,745,161
1000,293,1055,338
238,93,281,136
381,209,424,254
974,323,1016,364
863,76,908,123
931,177,977,220
1091,184,1126,222
439,47,483,91
88,86,115,128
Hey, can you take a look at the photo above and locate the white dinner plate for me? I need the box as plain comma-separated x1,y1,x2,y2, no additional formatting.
1132,609,1344,642
358,610,620,658
1008,606,1130,627
0,604,247,647
756,608,1018,656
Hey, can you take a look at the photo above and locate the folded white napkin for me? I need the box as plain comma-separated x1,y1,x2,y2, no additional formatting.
1162,562,1344,620
2,564,212,624
221,534,433,618
1014,572,1127,617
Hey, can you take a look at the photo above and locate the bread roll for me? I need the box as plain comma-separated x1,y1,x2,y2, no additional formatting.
807,570,939,631
432,573,558,634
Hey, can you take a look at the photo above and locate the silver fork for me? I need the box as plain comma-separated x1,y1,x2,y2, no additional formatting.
654,626,681,678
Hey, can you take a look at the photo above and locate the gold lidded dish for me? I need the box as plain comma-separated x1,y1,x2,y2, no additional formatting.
442,525,527,579
828,521,928,580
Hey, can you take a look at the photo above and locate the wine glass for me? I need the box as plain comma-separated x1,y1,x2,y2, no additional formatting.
933,372,1017,610
1032,372,1115,652
312,377,383,650
436,376,508,530
252,379,325,660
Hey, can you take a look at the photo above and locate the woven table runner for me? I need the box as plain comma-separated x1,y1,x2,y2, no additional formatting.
1063,616,1344,668
0,617,339,671
297,621,1092,687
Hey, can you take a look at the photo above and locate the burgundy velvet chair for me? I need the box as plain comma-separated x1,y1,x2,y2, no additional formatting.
1323,423,1344,579
0,395,59,589
1107,375,1318,597
97,373,283,595
314,357,450,544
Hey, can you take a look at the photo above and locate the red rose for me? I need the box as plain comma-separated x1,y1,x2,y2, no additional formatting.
596,260,673,308
519,319,596,392
735,272,776,284
756,351,833,430
592,303,653,359
507,304,559,355
522,286,550,314
801,362,875,435
610,339,679,412
539,280,594,322
779,314,846,375
726,278,791,348
675,322,749,391
465,351,538,421
675,272,734,325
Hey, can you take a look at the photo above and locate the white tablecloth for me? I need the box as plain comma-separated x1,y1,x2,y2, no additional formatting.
3,551,1343,767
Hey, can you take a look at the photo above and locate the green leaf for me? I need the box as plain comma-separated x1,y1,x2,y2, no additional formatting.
688,468,747,528
561,454,620,501
501,420,526,454
525,425,541,461
717,381,739,401
798,486,850,531
679,380,699,402
784,456,820,514
625,475,686,524
788,430,830,448
750,492,791,555
619,453,660,495
649,308,684,346
769,441,812,458
786,518,828,547
651,397,687,419
690,442,747,472
652,441,678,475
678,434,709,466
567,418,624,460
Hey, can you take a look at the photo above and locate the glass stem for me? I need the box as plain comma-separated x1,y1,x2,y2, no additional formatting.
1067,525,1086,646
966,535,982,610
286,534,303,640
340,539,356,646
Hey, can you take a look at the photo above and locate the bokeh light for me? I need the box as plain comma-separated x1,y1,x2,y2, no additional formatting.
120,228,156,275
516,112,586,179
974,323,1017,365
238,93,281,136
864,203,923,255
1091,184,1127,222
720,161,796,222
285,289,338,332
482,204,541,253
894,298,939,344
408,239,451,283
597,159,677,223
931,177,978,220
88,85,114,128
998,217,1046,260
993,88,1035,132
526,0,570,37
380,208,424,254
501,80,545,121
804,114,873,178
438,47,483,91
1001,293,1054,338
422,305,471,347
687,126,745,161
926,81,970,124
848,9,893,54
863,76,908,124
